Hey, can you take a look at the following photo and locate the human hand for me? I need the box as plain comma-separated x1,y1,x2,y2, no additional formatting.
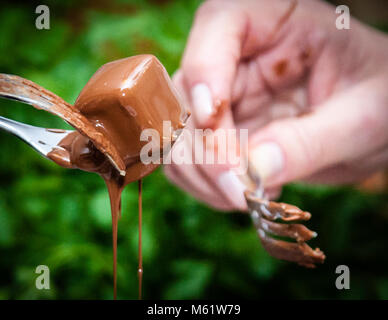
164,0,388,211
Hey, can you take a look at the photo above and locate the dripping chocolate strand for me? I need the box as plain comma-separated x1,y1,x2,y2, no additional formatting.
105,180,123,300
138,179,143,300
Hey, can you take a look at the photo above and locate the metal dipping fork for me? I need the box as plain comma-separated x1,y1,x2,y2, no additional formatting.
0,73,125,174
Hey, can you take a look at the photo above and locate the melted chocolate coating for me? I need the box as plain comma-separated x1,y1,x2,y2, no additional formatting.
48,54,188,184
47,55,189,299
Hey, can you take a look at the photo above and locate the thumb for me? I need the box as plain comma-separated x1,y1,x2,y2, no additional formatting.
249,80,388,187
181,1,246,128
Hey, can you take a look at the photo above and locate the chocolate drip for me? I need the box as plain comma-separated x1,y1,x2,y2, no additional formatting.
138,179,143,300
106,179,122,300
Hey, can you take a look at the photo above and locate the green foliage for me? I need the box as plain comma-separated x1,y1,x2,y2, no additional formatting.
0,0,387,299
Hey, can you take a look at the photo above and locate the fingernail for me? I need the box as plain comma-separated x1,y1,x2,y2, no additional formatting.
250,142,284,183
191,83,213,125
218,170,247,210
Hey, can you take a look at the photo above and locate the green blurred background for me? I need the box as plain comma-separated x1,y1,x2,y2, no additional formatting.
0,0,387,300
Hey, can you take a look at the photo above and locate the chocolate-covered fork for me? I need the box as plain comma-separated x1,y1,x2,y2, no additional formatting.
243,162,325,268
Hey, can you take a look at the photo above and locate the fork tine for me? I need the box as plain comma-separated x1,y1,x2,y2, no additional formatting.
0,73,60,111
258,234,325,268
258,217,317,242
0,115,72,157
245,191,311,221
